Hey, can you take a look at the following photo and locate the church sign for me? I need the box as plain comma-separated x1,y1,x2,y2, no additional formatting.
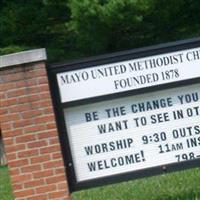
48,38,200,192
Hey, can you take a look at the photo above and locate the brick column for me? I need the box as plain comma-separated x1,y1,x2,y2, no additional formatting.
0,49,71,200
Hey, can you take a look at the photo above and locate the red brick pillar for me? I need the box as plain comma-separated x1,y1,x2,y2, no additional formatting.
0,49,71,200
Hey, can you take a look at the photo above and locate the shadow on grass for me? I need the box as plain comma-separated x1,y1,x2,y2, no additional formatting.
153,190,200,200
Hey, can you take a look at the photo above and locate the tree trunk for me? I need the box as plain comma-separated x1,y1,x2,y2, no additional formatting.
0,137,7,166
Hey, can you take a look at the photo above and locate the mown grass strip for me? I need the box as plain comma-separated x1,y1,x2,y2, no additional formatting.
0,166,199,200
72,168,200,200
0,166,14,200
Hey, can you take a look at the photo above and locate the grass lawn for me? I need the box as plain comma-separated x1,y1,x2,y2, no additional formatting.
0,166,199,200
0,166,13,200
72,168,200,200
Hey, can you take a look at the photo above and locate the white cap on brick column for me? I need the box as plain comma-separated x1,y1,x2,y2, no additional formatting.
0,48,47,69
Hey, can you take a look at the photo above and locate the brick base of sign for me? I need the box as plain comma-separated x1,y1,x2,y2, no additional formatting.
0,50,71,200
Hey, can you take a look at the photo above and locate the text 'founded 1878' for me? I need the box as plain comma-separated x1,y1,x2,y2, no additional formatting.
58,47,200,103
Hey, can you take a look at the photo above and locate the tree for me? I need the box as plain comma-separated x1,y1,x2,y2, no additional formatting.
0,131,7,166
0,0,70,61
67,0,152,57
0,0,200,61
142,0,200,44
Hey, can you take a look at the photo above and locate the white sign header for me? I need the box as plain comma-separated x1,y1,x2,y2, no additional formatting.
57,47,200,103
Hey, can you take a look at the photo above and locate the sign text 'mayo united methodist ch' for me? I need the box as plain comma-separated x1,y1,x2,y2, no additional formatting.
49,38,200,191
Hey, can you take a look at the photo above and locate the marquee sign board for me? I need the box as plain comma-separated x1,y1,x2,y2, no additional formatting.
48,38,200,192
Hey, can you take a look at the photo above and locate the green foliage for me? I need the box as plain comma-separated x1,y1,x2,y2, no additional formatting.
0,45,28,55
0,0,200,61
0,0,70,61
145,0,200,43
67,0,152,56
